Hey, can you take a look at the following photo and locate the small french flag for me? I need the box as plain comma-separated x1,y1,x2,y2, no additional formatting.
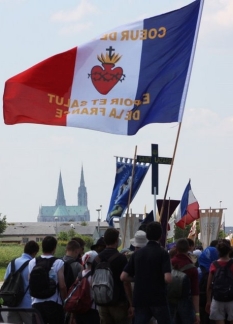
175,181,200,229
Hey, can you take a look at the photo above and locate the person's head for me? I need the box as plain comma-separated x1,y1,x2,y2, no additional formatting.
71,237,85,255
176,238,189,254
210,239,219,248
91,237,106,254
146,221,162,241
42,236,57,254
82,250,98,269
24,240,39,257
130,230,148,250
198,246,219,271
217,239,232,258
65,240,81,259
104,228,119,247
187,238,195,252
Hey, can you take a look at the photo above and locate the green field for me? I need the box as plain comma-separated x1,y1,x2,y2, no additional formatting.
0,244,67,281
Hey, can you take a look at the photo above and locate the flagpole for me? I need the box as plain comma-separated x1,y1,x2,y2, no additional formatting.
159,122,182,221
183,216,186,238
159,1,204,223
122,146,137,248
207,207,211,247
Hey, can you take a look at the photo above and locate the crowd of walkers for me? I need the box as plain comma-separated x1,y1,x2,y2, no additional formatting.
1,222,233,324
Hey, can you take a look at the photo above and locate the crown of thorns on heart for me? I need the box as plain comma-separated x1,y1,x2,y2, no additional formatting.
88,47,126,85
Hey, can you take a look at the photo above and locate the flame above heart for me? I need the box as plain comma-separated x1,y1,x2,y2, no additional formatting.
97,52,122,64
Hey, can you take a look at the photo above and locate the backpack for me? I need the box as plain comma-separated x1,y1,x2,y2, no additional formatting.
62,259,76,291
212,259,233,302
64,271,92,314
167,263,195,303
199,267,209,307
0,259,29,306
29,256,57,299
92,252,120,306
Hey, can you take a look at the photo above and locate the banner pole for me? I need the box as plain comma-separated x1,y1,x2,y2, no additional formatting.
122,146,137,248
154,187,158,221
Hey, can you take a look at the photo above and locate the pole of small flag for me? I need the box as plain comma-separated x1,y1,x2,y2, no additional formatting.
164,198,171,246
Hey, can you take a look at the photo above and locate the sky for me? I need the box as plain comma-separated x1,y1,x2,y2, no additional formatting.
0,0,233,226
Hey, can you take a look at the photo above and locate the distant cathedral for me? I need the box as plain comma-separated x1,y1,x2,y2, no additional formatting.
37,167,90,222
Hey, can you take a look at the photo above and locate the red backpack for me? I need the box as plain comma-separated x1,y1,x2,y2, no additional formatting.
64,271,92,314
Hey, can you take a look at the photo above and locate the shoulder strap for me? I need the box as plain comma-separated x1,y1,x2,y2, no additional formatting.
94,251,119,264
47,256,57,268
10,259,29,275
226,259,233,267
36,256,57,269
94,255,101,264
213,261,220,269
10,259,16,274
16,260,30,273
83,271,92,279
35,256,42,264
213,259,233,270
108,252,120,263
180,263,195,272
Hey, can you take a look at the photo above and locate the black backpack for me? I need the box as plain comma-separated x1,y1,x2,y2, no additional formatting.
167,263,195,303
212,259,233,302
0,259,30,306
199,267,209,307
29,256,57,299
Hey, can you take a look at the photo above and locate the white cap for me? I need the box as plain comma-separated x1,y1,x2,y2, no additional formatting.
82,250,98,265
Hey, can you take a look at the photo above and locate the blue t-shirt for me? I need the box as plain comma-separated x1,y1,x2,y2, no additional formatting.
4,253,33,308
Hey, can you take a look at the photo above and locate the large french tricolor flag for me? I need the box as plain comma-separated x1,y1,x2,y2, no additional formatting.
3,0,203,135
175,181,200,229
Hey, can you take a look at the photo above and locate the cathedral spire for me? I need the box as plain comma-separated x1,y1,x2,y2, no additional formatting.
78,166,87,207
80,165,85,186
55,172,66,206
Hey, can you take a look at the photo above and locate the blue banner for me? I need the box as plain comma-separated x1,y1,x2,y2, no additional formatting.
106,158,149,226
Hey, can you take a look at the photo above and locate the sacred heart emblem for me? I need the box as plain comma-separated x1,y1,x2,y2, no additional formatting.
88,46,125,95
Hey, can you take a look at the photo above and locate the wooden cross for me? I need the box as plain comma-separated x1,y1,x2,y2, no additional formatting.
136,144,172,195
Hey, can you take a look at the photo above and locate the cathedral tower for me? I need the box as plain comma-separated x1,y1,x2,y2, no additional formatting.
38,167,90,222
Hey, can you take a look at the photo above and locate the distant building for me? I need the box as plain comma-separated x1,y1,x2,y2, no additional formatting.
0,222,102,244
37,167,90,222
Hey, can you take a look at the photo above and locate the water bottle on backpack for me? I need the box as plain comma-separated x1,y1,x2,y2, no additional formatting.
49,267,56,281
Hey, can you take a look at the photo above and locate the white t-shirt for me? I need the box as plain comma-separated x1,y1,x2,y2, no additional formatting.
28,255,64,305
